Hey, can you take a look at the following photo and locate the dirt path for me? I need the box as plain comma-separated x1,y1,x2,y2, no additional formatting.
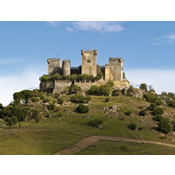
54,135,175,155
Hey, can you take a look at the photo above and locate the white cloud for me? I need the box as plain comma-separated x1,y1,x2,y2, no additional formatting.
46,21,62,27
153,32,175,45
126,68,175,94
70,21,124,32
66,27,74,32
0,66,43,107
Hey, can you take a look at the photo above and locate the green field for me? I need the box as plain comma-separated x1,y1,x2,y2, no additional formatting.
0,95,175,155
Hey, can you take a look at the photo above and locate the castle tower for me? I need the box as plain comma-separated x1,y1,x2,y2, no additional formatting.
81,49,97,76
62,59,70,76
107,57,124,81
47,58,61,77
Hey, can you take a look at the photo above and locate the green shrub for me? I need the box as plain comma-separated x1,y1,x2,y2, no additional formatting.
138,127,143,131
105,98,109,102
112,90,119,96
150,103,157,111
34,116,41,123
39,74,49,82
125,110,131,116
153,107,164,116
43,98,50,103
47,103,55,110
0,103,3,109
87,118,103,127
154,98,162,106
157,119,172,134
48,93,51,96
168,100,175,107
152,115,163,121
144,92,156,102
84,96,91,102
70,94,84,103
106,80,115,87
31,97,37,102
128,122,137,130
57,98,64,105
40,94,45,100
70,85,81,94
54,93,60,98
76,104,90,113
52,99,57,104
139,110,146,116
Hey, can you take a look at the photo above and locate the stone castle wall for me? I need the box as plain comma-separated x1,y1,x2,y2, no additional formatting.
81,50,97,76
47,58,61,77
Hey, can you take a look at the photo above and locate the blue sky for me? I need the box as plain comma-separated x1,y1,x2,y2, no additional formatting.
1,21,175,106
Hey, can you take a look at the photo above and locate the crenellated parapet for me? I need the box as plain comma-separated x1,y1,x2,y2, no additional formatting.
47,58,61,64
81,49,97,55
109,57,123,63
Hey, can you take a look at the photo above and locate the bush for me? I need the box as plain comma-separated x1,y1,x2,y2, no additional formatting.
125,110,131,116
52,99,57,104
157,119,172,134
112,90,120,96
70,94,84,103
128,123,137,130
57,98,64,105
0,103,3,109
168,100,175,107
54,93,60,98
84,96,91,102
34,116,41,123
69,85,81,94
139,83,147,92
47,103,55,110
150,103,157,111
139,110,146,116
152,115,163,121
105,98,109,102
31,97,40,102
144,92,156,102
153,107,164,116
76,104,90,113
40,94,45,100
154,98,162,106
39,74,49,82
87,118,103,127
43,98,50,103
138,127,143,131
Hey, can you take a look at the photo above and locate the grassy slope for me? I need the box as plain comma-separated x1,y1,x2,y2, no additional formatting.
0,95,175,155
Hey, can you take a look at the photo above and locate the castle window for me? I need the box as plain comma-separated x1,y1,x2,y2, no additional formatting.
87,60,91,63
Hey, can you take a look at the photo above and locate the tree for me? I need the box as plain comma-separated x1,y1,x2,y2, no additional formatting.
10,106,29,128
70,74,78,81
139,83,147,92
153,107,164,116
39,74,49,82
149,85,155,92
0,103,3,109
4,116,18,128
157,118,172,134
76,104,90,113
70,85,81,94
123,72,126,80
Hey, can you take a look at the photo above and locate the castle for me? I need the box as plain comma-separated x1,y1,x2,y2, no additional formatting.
40,49,130,93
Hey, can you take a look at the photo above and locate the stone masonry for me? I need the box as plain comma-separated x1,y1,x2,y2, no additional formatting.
40,49,130,93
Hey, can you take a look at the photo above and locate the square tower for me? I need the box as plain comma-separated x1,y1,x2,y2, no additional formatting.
81,49,97,76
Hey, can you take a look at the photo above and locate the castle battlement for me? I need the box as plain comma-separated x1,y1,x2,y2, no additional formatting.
40,49,129,93
47,58,61,63
81,49,97,55
109,57,123,63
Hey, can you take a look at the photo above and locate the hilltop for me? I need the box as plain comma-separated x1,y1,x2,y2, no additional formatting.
1,82,175,154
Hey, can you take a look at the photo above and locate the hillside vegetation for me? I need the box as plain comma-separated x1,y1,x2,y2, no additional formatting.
1,83,175,154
